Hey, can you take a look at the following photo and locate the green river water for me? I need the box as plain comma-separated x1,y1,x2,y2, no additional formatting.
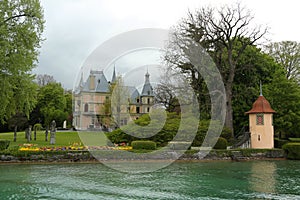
0,160,299,199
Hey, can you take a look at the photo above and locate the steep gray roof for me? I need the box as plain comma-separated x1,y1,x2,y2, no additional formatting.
127,86,140,103
141,71,154,96
82,70,110,93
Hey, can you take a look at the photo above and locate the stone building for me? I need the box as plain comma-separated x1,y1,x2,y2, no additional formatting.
73,68,154,130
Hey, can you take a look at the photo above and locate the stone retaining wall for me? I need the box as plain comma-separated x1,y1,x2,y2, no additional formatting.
0,149,286,163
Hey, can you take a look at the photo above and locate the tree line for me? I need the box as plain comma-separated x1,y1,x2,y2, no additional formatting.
1,0,300,141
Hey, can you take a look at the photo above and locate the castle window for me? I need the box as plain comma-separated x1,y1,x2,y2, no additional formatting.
98,79,100,83
84,103,89,112
136,98,139,103
258,135,261,141
147,107,150,112
136,107,140,114
147,98,150,104
256,114,264,125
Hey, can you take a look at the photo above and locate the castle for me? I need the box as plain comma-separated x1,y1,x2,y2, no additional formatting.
73,68,154,130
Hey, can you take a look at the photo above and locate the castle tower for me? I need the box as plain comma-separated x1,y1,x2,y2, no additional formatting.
141,69,154,113
245,85,275,149
111,65,117,83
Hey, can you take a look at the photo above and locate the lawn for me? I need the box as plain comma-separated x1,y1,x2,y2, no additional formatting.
0,131,108,148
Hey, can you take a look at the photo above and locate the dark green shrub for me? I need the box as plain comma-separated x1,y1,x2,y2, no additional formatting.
282,143,300,160
0,140,10,150
274,138,289,148
131,141,156,150
213,137,228,149
220,127,233,142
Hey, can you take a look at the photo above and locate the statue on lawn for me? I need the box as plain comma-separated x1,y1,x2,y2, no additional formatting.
50,120,56,145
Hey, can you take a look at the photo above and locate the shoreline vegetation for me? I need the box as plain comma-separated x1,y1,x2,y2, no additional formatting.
0,131,290,163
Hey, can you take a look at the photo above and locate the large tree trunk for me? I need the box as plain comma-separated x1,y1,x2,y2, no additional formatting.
224,55,235,136
225,90,234,136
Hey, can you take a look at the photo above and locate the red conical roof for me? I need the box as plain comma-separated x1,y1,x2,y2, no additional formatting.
246,95,276,114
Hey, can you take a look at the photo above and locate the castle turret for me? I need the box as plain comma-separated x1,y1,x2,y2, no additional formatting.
111,65,116,83
246,85,275,149
141,69,154,113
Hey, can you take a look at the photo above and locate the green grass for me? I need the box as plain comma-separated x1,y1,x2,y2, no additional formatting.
0,131,107,148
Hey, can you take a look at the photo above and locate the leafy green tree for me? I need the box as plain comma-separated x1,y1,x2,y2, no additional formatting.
0,0,44,123
37,83,67,128
231,44,278,132
64,90,73,127
264,69,300,138
265,41,300,81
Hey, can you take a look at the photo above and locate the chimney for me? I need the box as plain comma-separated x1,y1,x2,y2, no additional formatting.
89,74,95,90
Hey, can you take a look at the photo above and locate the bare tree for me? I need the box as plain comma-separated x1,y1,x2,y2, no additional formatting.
36,74,56,86
265,41,300,81
154,69,199,115
165,2,268,134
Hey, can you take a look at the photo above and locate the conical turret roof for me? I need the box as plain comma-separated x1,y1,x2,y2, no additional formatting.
246,95,275,114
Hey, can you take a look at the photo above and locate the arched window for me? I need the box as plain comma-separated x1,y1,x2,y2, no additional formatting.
84,103,89,112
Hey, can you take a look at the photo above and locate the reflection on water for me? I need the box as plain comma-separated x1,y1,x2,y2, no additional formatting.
0,161,299,200
250,161,276,194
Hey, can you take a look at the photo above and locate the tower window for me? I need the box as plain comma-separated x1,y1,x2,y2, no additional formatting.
256,114,264,125
136,98,139,103
147,98,150,104
258,135,261,141
136,107,140,114
147,107,150,112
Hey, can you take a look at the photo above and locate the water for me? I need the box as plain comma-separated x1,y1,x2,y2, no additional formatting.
0,160,299,199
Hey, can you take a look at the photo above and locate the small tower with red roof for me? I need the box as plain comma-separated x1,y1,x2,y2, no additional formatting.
245,83,276,149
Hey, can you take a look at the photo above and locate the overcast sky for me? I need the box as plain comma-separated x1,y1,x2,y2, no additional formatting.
33,0,300,89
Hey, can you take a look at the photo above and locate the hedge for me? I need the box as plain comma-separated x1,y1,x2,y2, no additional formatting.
131,141,156,150
213,137,228,150
274,138,289,148
282,143,300,160
0,140,10,150
288,138,300,142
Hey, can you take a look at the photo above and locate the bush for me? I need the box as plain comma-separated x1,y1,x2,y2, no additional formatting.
33,123,43,131
131,141,156,150
213,137,228,149
0,140,10,150
288,138,300,142
282,143,300,160
274,138,289,148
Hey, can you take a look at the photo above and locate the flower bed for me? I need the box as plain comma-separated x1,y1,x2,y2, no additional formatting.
17,143,132,152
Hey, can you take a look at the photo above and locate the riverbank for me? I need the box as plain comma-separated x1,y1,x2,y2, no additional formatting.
0,149,286,163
